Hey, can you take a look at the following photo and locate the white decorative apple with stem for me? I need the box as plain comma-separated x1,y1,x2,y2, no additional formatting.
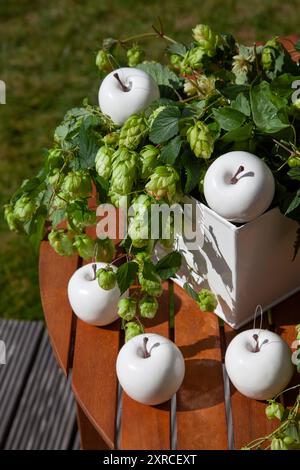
225,329,294,400
204,151,275,223
68,262,125,326
98,67,160,125
116,333,185,405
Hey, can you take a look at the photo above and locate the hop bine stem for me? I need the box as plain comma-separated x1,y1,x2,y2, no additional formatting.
230,165,244,184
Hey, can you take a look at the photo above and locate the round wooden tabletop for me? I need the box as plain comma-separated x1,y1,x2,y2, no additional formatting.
39,240,299,450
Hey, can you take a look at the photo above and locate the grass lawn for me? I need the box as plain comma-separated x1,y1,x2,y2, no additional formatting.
1,0,300,320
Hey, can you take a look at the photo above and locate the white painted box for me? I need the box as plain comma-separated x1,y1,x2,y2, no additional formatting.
156,197,300,329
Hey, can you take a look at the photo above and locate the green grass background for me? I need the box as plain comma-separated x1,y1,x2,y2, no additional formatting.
1,0,299,320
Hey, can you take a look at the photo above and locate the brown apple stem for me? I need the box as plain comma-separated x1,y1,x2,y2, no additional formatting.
113,72,130,92
143,337,150,358
253,334,260,352
92,263,97,281
230,165,245,184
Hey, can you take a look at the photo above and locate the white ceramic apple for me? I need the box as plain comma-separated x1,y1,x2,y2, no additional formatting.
116,333,185,405
204,151,275,223
98,67,160,126
225,329,294,400
68,262,125,326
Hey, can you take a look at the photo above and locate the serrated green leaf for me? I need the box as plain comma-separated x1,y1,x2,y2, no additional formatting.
167,43,187,57
116,261,138,295
250,81,289,134
149,106,181,144
221,123,253,142
213,107,246,131
160,136,182,164
74,125,99,169
232,93,251,116
143,260,159,282
156,251,182,280
284,189,300,215
137,62,181,89
181,150,203,193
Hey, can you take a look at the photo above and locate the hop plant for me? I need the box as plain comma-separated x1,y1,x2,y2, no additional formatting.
124,321,144,342
265,401,285,420
139,145,160,179
119,114,148,150
48,229,74,257
138,270,163,297
271,438,289,450
139,296,158,319
232,45,255,84
13,195,37,222
61,170,91,198
97,238,116,263
4,204,22,231
47,148,64,170
69,208,96,231
183,47,205,70
197,289,218,312
192,24,219,57
186,121,214,159
184,74,216,99
109,190,130,209
102,132,119,147
128,194,152,247
95,49,111,73
47,168,64,187
145,165,180,203
261,38,280,71
110,149,138,195
127,44,145,67
97,267,116,290
95,146,114,179
73,234,94,259
118,297,137,321
148,106,166,129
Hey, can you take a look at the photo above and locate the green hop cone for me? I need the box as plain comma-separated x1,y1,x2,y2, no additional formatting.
139,296,158,319
61,170,91,198
95,146,114,179
138,271,163,297
288,153,300,168
261,38,281,71
265,401,285,420
109,190,130,209
118,298,137,321
4,204,22,231
192,24,219,57
119,114,148,150
183,47,205,70
47,148,64,170
170,54,182,70
73,234,95,259
97,267,116,290
128,194,152,248
145,165,180,203
102,132,119,147
48,169,64,187
187,121,214,159
110,149,138,195
271,438,288,450
197,289,217,312
124,321,144,342
134,251,151,268
127,44,145,67
96,238,115,263
69,208,96,231
13,195,36,222
48,229,74,257
139,145,160,179
95,49,111,72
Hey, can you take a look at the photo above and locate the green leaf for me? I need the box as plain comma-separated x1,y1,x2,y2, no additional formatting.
221,123,253,142
160,136,182,164
49,209,65,227
75,125,99,169
250,81,289,134
149,106,181,144
218,84,249,100
156,251,182,280
167,43,187,57
232,93,251,116
137,62,181,89
270,74,300,98
284,189,300,216
116,262,139,295
181,150,203,193
295,39,300,52
143,260,160,282
288,167,300,181
213,107,246,131
28,211,46,252
183,282,198,301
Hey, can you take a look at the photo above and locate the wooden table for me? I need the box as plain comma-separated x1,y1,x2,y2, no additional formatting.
39,241,300,450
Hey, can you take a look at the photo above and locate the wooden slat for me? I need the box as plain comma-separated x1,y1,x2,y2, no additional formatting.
72,317,120,449
39,241,79,375
174,283,228,450
224,319,276,449
4,330,77,450
0,320,43,448
76,403,110,450
120,283,171,450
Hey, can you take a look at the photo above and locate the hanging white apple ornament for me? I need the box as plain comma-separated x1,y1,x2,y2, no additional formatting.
98,67,160,125
116,333,185,405
204,151,275,223
68,262,125,326
225,329,294,400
